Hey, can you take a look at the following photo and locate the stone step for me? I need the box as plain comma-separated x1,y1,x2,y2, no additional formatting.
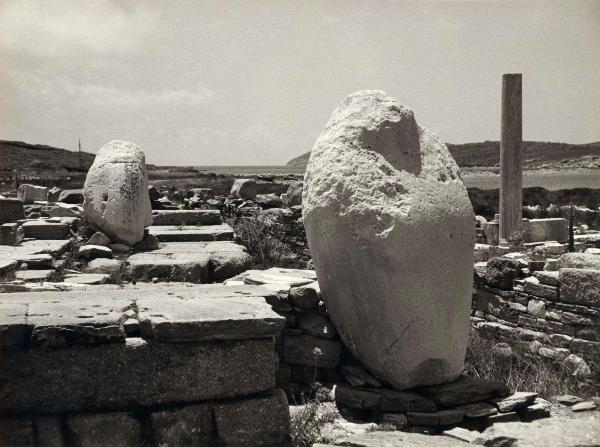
151,209,222,226
148,223,234,242
128,241,252,283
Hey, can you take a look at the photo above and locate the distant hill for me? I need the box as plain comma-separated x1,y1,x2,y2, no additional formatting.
0,140,95,173
287,141,600,170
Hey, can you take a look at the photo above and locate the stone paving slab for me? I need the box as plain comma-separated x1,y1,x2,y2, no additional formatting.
148,223,234,242
138,295,284,341
151,209,222,226
15,270,55,282
128,241,252,282
0,284,281,347
0,240,70,268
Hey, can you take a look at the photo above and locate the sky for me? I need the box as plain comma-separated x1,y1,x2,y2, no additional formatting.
1,0,599,166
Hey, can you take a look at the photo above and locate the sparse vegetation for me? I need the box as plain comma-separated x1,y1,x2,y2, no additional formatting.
465,331,597,399
226,213,302,269
106,260,130,286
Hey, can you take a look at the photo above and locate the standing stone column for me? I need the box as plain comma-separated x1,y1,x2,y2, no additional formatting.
499,73,522,241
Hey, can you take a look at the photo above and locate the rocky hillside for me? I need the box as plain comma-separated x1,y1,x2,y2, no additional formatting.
287,141,600,170
0,140,96,173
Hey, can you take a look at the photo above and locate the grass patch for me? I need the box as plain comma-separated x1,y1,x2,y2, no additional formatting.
226,213,302,269
290,384,337,447
465,330,597,399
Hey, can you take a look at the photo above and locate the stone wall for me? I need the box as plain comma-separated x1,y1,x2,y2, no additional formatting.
0,284,291,446
472,257,600,379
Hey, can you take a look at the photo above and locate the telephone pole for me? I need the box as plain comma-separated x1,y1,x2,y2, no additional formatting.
78,139,82,169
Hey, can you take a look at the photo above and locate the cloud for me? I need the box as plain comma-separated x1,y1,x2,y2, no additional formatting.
0,0,160,58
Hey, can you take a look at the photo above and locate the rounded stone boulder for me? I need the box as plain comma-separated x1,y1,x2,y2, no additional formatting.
303,90,475,390
83,140,153,246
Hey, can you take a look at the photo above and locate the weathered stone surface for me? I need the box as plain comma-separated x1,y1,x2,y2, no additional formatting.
335,384,437,413
339,365,382,388
315,431,467,447
454,402,498,418
151,209,222,226
18,184,47,204
296,312,336,339
484,257,522,290
84,258,122,274
558,252,600,270
137,293,284,341
128,241,252,282
553,394,584,406
148,223,234,242
407,409,464,426
0,418,35,446
78,244,112,260
571,400,597,412
303,91,475,389
213,390,290,446
230,179,258,200
283,334,341,368
15,269,54,282
480,415,600,447
86,231,112,246
83,140,153,246
0,198,24,224
21,220,70,239
559,268,600,307
133,233,159,251
534,270,559,286
63,273,110,285
66,412,142,447
289,281,320,309
419,375,510,407
527,298,546,318
151,403,214,446
48,203,81,218
528,218,568,243
0,303,28,346
0,337,275,415
26,296,129,346
491,391,538,412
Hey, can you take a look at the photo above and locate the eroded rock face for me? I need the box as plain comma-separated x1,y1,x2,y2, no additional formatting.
83,141,153,246
303,90,475,390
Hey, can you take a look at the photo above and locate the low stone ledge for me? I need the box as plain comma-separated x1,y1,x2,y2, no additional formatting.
151,209,222,226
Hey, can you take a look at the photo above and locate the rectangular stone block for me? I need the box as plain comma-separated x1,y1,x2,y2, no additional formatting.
528,218,568,243
419,376,510,407
213,390,290,446
21,221,70,239
0,198,25,225
151,403,215,446
559,268,600,307
66,412,143,447
0,338,275,415
151,209,222,226
137,295,284,342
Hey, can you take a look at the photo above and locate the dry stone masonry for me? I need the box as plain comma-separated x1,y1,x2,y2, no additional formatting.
303,90,476,390
473,251,600,378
